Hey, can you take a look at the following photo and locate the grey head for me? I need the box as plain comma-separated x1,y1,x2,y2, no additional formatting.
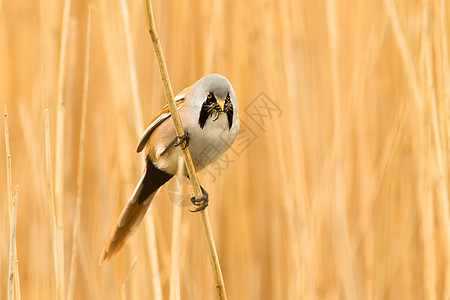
198,74,233,100
187,74,239,130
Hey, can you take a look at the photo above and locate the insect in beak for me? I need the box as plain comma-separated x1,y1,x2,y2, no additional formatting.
217,99,225,112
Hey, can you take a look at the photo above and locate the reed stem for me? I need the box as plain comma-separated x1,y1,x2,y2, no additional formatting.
45,109,62,300
66,6,92,300
4,106,21,300
8,186,19,300
143,1,227,298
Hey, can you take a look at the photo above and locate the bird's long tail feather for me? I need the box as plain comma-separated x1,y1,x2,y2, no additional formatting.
99,159,173,263
99,175,154,263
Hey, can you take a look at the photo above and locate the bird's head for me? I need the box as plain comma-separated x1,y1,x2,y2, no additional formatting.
188,74,238,130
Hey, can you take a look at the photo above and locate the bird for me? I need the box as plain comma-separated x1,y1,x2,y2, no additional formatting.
99,74,240,263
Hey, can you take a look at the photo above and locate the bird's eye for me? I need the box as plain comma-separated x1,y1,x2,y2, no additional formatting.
226,93,230,100
207,93,213,99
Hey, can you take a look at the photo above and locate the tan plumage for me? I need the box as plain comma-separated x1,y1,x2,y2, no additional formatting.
99,190,151,262
99,74,239,263
99,95,187,264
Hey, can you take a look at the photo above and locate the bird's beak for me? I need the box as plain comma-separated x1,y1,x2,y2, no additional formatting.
217,99,225,111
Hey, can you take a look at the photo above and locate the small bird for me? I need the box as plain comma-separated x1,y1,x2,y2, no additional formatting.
99,74,239,263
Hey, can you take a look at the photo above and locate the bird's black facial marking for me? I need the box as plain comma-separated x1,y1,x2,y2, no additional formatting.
225,93,233,129
199,92,218,129
198,92,234,130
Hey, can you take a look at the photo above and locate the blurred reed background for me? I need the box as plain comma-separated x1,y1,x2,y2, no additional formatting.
1,0,450,299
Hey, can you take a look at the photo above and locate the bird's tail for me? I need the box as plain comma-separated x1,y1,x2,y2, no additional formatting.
99,159,173,264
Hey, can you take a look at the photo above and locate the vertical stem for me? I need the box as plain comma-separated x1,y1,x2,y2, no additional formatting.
143,0,201,197
5,105,13,300
144,215,163,300
66,6,92,300
143,1,227,299
382,0,423,113
325,0,340,124
121,256,138,300
199,210,227,299
421,3,437,298
169,157,184,300
4,105,12,217
441,0,450,184
45,109,62,300
54,0,72,296
8,186,19,300
4,107,21,300
120,0,144,135
120,0,163,295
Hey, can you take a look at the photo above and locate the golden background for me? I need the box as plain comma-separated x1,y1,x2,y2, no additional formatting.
1,0,449,299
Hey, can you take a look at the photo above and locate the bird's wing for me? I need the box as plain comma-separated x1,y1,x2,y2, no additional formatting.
100,87,191,263
136,87,191,153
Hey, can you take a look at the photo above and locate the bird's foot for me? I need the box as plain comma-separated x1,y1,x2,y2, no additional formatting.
174,131,189,149
160,132,190,156
190,186,209,212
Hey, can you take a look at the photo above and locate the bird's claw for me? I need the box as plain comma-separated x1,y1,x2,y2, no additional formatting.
189,187,209,212
161,132,190,156
174,132,189,150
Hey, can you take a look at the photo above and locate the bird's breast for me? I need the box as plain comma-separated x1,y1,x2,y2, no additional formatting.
187,113,235,170
150,112,237,175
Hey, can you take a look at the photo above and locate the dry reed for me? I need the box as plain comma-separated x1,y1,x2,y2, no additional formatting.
54,0,72,296
66,6,92,300
144,213,163,300
44,109,61,300
5,107,20,300
4,106,21,300
121,256,138,300
169,157,184,300
119,0,163,295
4,105,13,300
2,0,450,299
8,185,18,300
143,1,226,298
4,106,12,218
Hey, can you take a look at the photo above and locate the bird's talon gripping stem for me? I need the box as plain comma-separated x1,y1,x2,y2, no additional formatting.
160,132,190,156
174,131,189,149
189,186,209,212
